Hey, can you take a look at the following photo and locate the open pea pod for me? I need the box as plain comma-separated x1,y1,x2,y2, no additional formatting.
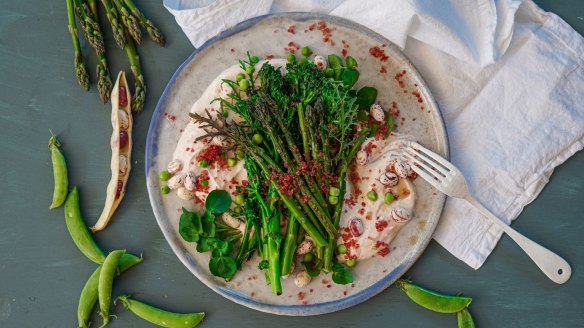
91,71,133,232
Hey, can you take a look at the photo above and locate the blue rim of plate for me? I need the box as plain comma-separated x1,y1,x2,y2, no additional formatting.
146,12,449,316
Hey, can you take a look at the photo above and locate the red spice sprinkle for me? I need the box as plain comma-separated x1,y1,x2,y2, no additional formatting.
266,54,274,60
302,301,308,305
310,289,314,293
230,48,235,53
287,25,296,34
343,291,348,296
196,144,223,163
379,66,387,74
378,248,390,257
308,23,316,31
351,284,355,288
369,46,389,61
251,292,255,297
297,292,305,301
341,48,348,57
327,285,332,288
322,279,330,284
375,220,389,232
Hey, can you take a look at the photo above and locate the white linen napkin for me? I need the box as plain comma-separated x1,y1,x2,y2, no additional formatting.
163,0,584,269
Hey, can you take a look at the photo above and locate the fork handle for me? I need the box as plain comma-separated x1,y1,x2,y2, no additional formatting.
466,196,571,284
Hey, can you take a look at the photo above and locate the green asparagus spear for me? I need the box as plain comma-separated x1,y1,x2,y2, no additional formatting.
66,0,90,91
123,35,145,112
112,0,141,44
87,0,113,103
100,0,126,48
122,0,165,46
73,0,105,55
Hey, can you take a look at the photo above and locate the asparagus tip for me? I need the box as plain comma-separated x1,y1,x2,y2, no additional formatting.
75,55,90,91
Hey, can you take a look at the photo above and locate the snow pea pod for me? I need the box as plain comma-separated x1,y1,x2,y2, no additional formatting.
396,279,472,314
115,294,205,328
457,308,476,328
98,249,125,326
48,131,68,209
77,253,142,328
64,187,106,264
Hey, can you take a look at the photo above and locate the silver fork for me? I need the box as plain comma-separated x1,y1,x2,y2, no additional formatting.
402,142,571,284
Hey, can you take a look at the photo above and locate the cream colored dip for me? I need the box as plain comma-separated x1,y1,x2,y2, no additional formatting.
170,59,416,261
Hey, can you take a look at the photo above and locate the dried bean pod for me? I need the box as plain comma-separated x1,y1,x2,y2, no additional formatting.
91,72,133,233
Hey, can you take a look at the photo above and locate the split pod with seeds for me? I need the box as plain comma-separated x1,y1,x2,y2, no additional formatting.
91,71,133,232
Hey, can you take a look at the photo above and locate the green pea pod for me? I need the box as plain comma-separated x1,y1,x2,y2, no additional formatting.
48,131,68,209
115,294,205,328
64,187,106,264
77,253,143,328
98,250,126,326
396,279,472,314
457,308,476,328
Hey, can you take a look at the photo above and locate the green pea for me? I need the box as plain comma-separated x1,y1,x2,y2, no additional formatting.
77,254,142,328
384,193,394,204
233,206,243,214
236,149,245,160
98,250,126,326
246,65,255,75
302,253,314,263
345,258,357,267
367,191,378,201
238,79,250,90
287,53,296,62
250,55,259,64
49,131,68,209
396,279,472,314
227,158,237,167
200,179,209,187
160,186,170,194
64,187,106,264
235,73,245,82
159,170,171,181
198,160,209,168
457,308,476,328
115,295,205,328
234,194,245,205
337,244,347,254
324,67,334,78
345,56,358,69
328,195,339,205
301,46,311,57
252,133,263,144
329,186,341,197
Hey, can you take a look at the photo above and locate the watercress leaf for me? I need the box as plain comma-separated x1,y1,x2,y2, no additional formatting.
342,69,359,90
332,263,354,285
356,86,378,110
327,54,343,69
385,114,395,138
302,259,324,278
201,214,216,238
179,208,202,242
209,255,237,280
205,190,232,214
196,237,211,253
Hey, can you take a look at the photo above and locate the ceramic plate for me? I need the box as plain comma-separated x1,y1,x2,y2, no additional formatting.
145,13,448,316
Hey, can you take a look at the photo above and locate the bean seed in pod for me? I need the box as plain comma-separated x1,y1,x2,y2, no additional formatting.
119,131,128,148
238,79,250,91
337,244,347,254
328,195,339,205
227,158,237,167
384,193,394,204
250,55,260,64
119,86,128,107
159,170,171,181
200,179,209,187
329,186,341,197
252,133,263,144
234,194,245,205
287,53,296,62
198,160,209,168
346,258,356,267
345,56,358,69
236,149,245,160
160,186,170,194
115,180,123,199
235,73,245,82
395,279,472,314
245,65,255,75
301,46,310,57
367,191,378,201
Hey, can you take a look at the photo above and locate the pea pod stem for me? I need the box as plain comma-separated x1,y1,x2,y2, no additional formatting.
396,279,472,314
77,253,142,328
49,131,68,209
115,294,205,328
64,187,106,264
98,249,126,327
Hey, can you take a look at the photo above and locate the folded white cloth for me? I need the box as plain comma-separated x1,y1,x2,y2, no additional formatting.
164,0,584,269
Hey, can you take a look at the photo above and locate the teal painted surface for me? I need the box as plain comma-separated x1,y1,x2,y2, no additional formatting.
0,1,582,327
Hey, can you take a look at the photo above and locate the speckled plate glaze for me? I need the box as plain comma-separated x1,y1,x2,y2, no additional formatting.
145,13,448,316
